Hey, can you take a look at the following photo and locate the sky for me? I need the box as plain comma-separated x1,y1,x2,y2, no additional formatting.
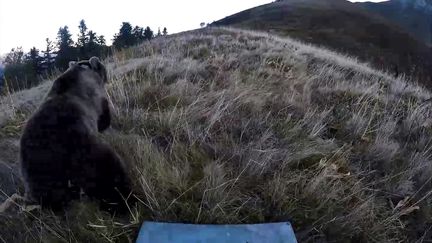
0,0,386,56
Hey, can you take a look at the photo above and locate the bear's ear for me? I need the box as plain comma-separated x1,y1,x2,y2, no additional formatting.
89,56,108,83
89,57,102,70
69,61,77,68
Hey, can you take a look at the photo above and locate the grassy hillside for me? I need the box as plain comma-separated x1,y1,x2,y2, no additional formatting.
357,0,432,45
1,27,432,242
211,0,432,89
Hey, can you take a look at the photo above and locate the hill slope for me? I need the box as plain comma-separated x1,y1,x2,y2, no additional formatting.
1,28,432,242
357,0,432,45
211,0,432,88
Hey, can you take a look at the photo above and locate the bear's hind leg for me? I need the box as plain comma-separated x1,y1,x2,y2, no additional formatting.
79,140,133,212
28,178,79,211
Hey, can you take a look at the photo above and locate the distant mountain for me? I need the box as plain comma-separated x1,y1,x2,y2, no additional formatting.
357,0,432,45
211,0,432,88
397,0,432,13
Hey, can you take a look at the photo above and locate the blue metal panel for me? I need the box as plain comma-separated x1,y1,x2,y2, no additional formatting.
136,222,297,243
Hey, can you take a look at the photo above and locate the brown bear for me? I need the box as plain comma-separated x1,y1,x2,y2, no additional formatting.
20,57,132,212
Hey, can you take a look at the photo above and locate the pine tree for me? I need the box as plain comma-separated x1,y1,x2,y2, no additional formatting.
4,47,24,65
76,20,107,58
26,47,43,76
87,31,97,55
96,35,108,57
77,20,88,48
3,47,41,90
3,47,25,89
98,35,106,46
143,26,154,41
42,38,55,73
132,26,144,42
77,19,89,57
56,26,77,70
113,22,135,49
86,30,105,57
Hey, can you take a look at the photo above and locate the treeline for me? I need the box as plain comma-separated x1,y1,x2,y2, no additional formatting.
1,20,167,91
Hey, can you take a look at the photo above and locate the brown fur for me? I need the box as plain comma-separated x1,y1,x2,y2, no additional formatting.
20,57,132,212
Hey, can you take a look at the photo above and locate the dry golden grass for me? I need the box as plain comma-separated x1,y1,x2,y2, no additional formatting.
1,27,432,242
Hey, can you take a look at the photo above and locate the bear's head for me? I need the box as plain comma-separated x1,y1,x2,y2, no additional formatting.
68,56,108,84
48,56,108,96
46,57,111,132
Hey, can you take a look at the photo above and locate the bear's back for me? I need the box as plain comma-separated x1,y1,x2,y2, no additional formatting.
20,96,93,163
